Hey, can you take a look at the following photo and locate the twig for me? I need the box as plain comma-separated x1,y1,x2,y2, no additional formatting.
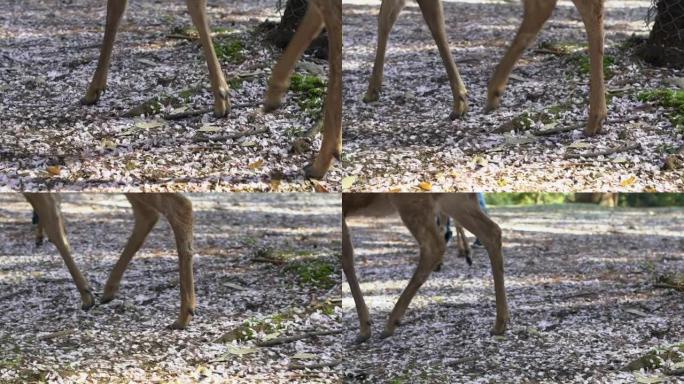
193,127,269,143
251,256,285,265
256,329,342,347
654,283,684,292
164,108,212,120
166,34,196,40
533,124,581,136
289,359,341,370
0,288,31,301
564,142,641,159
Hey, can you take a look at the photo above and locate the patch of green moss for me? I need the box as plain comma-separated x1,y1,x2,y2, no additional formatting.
290,73,327,120
638,89,684,129
285,259,336,289
624,343,684,372
573,53,615,78
214,39,245,64
538,41,585,55
228,77,244,90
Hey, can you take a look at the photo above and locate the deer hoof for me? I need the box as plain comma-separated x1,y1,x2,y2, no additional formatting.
81,290,95,311
263,98,282,113
584,114,606,136
363,90,379,103
450,98,468,120
213,100,230,118
81,89,104,105
304,163,326,180
354,333,371,344
490,318,509,336
379,329,395,339
167,321,187,330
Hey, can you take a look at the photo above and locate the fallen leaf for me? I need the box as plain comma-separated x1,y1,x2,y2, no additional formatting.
291,352,317,360
46,165,61,176
418,181,432,191
620,175,637,187
135,120,164,130
248,159,264,170
341,176,357,190
198,124,222,133
226,345,258,356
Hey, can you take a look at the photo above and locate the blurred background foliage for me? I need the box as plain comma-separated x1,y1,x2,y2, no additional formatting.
485,193,684,207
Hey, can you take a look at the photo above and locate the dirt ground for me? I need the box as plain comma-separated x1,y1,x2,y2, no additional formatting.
0,0,340,192
341,0,684,192
0,193,342,383
341,204,684,383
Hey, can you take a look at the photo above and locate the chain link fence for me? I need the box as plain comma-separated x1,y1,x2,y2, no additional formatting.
641,0,684,67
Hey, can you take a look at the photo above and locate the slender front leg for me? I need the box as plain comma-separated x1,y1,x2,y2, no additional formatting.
442,194,509,335
382,196,445,338
161,195,196,329
455,224,472,265
364,0,406,103
416,0,468,119
486,0,557,112
82,0,128,105
186,0,230,117
263,4,324,112
101,196,160,303
572,0,607,136
305,0,342,179
23,194,95,310
342,218,372,343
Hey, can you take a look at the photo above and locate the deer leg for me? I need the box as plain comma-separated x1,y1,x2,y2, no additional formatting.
572,0,607,136
23,194,95,310
304,1,342,179
264,4,324,112
82,0,128,105
441,195,509,335
381,198,445,338
186,0,230,117
159,195,196,330
364,0,406,103
416,0,468,119
342,218,372,343
455,224,472,265
485,0,557,112
33,210,44,247
101,197,160,303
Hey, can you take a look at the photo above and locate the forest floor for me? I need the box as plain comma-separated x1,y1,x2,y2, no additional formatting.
342,0,684,192
0,0,340,192
342,204,684,383
0,193,342,383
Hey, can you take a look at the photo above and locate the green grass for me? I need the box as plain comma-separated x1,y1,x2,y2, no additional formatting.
289,73,327,120
638,88,684,129
573,54,615,78
214,39,245,64
285,259,336,289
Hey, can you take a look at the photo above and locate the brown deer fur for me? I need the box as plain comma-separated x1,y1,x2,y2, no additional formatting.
342,193,509,342
82,0,341,178
366,0,607,135
23,193,196,329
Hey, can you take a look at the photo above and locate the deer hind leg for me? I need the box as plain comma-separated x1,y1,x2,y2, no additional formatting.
439,194,509,335
486,0,557,112
416,0,468,119
82,0,128,105
186,0,230,117
158,194,196,329
304,0,342,179
364,0,406,103
342,218,372,343
572,0,607,136
381,196,445,338
23,194,95,310
101,196,160,303
455,224,472,265
33,210,44,247
263,3,324,112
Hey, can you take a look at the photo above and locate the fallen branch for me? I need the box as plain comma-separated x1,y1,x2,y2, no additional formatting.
654,283,684,292
164,108,212,120
193,127,269,143
533,124,581,136
256,329,342,347
0,288,31,302
251,256,285,265
564,142,641,160
289,359,340,370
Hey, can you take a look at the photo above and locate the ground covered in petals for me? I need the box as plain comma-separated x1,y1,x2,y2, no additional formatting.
342,204,684,383
342,0,684,192
0,193,341,383
0,0,340,192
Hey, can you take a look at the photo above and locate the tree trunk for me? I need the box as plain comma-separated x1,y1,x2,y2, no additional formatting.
638,0,684,68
